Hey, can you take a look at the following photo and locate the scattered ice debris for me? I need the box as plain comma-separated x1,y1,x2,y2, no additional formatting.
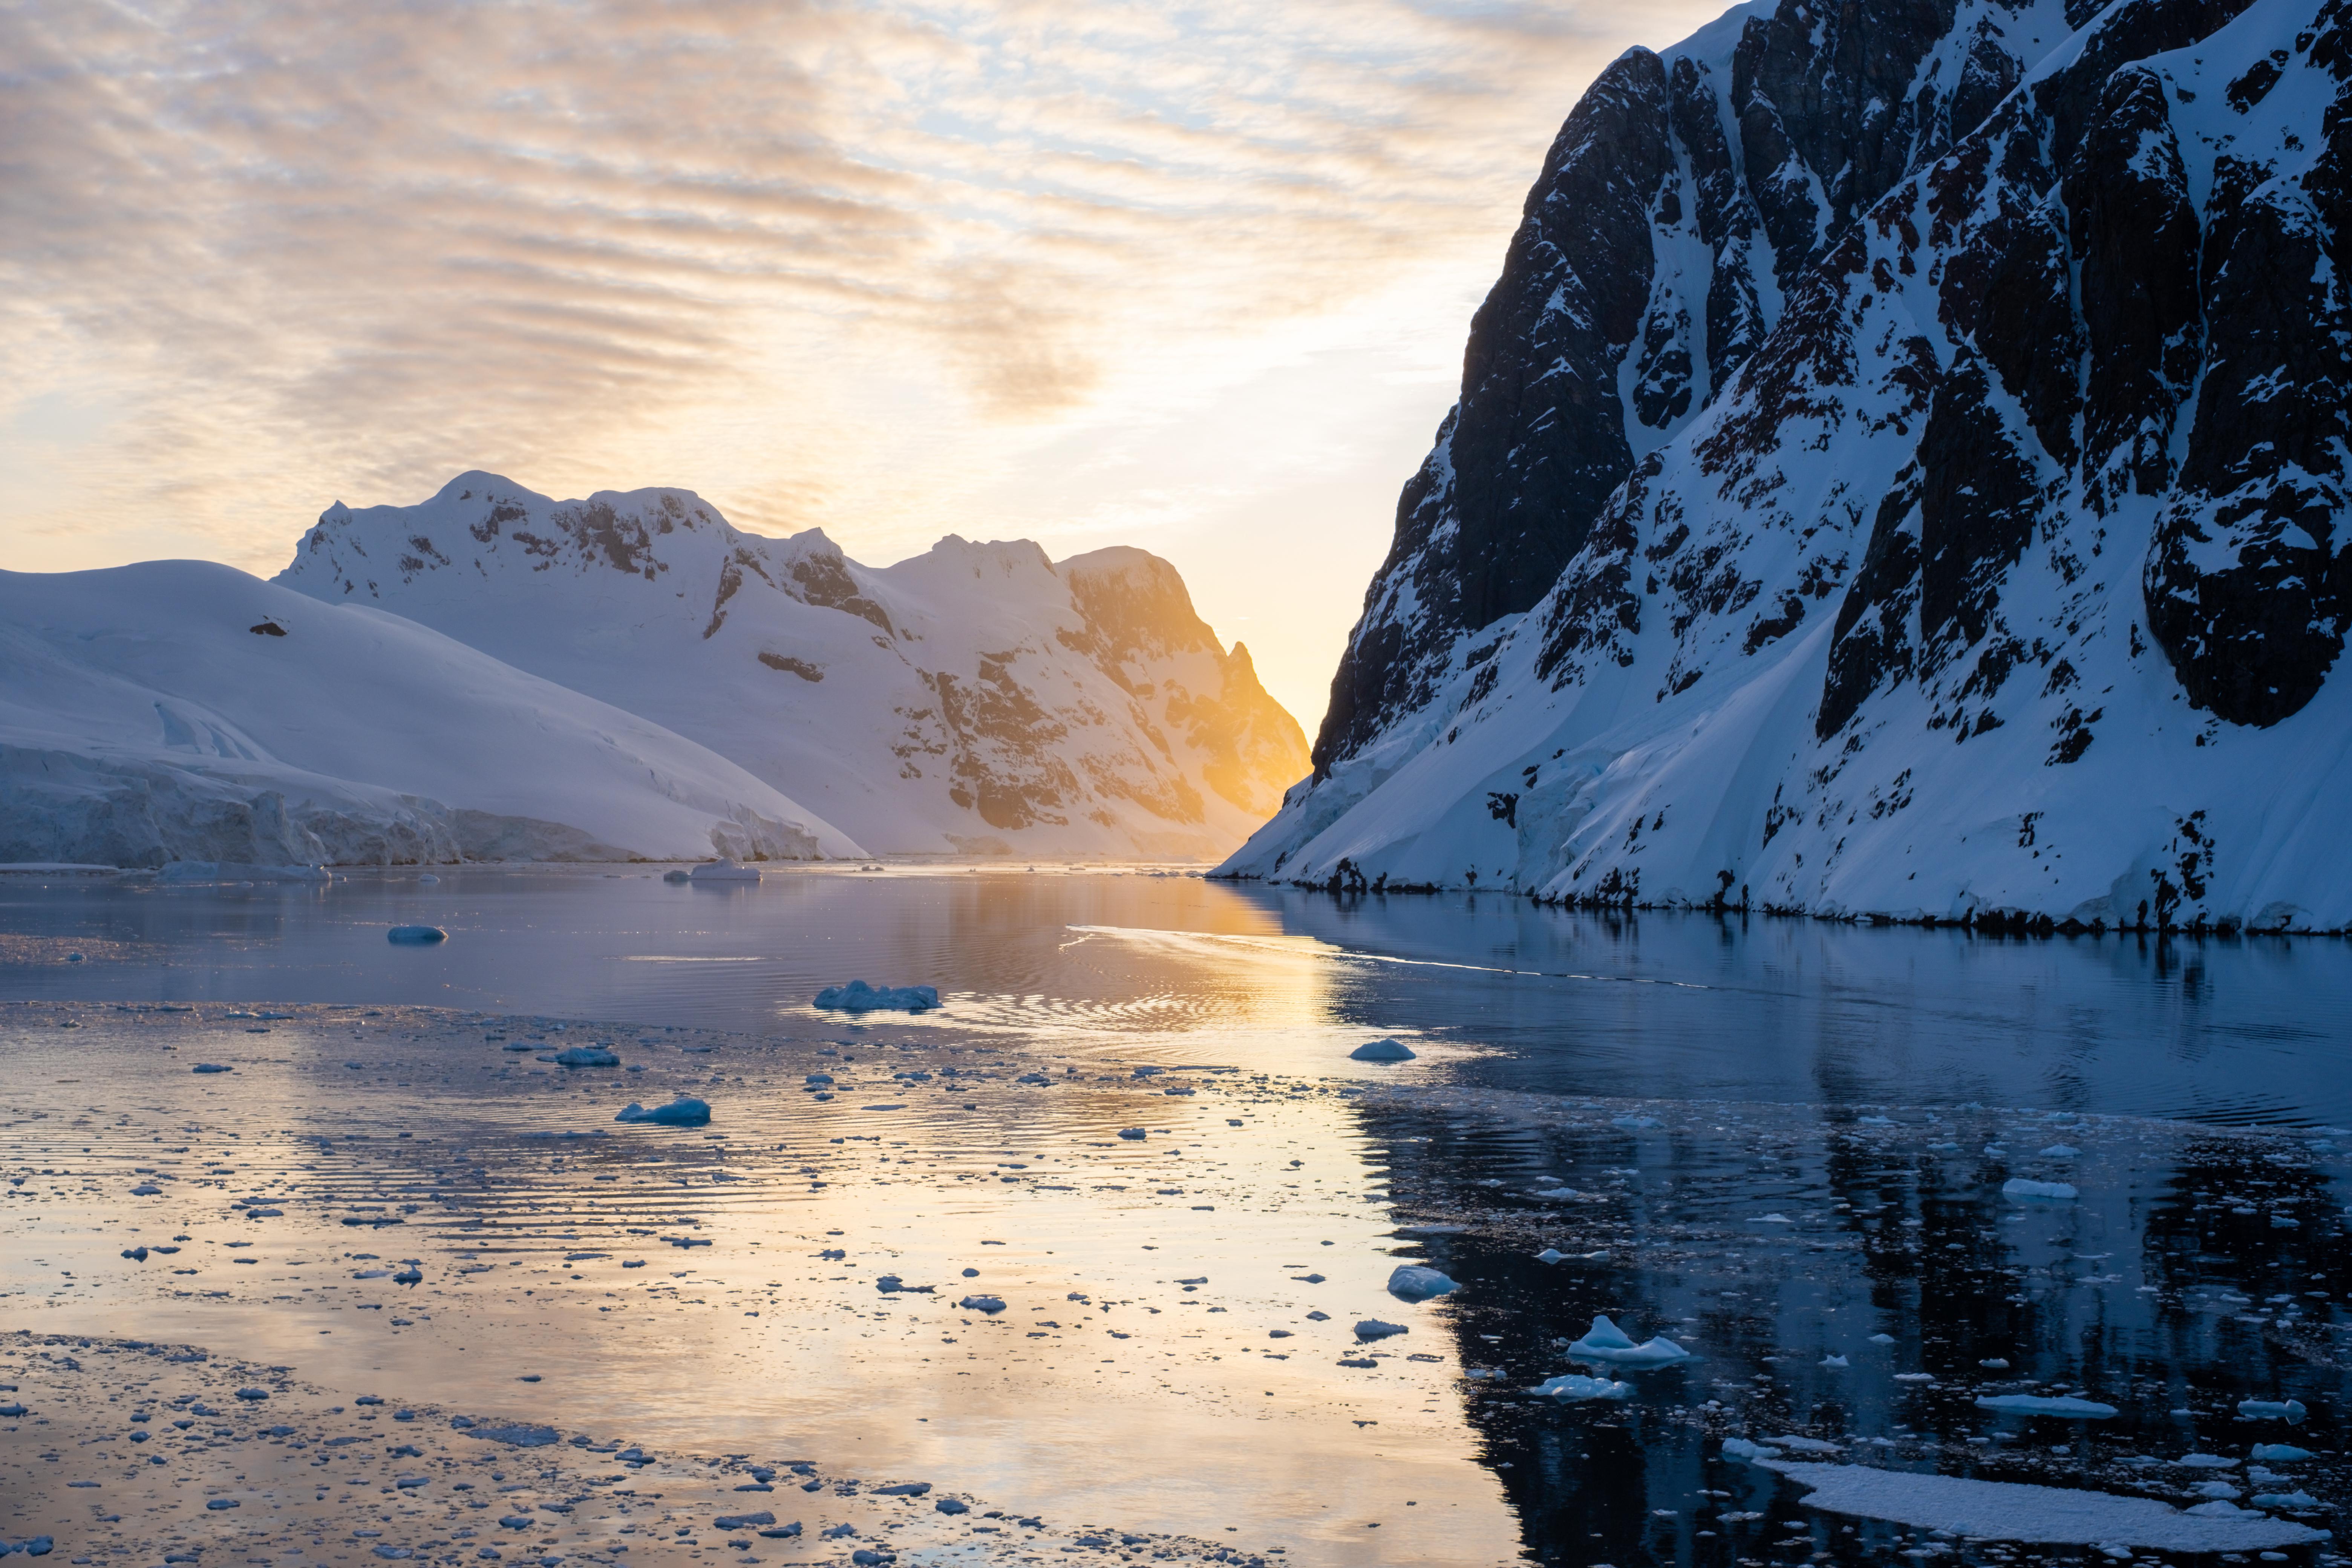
812,980,940,1012
386,926,448,945
1118,1127,1147,1140
2253,1444,2315,1462
192,1063,232,1074
614,1096,711,1126
1565,1315,1690,1367
1529,1374,1630,1401
1761,1462,2327,1548
465,1425,559,1447
688,859,762,883
2237,1399,2308,1422
1349,1038,1416,1063
1354,1319,1409,1340
956,1295,1006,1314
553,1046,619,1067
1974,1395,2117,1418
2002,1178,2079,1200
1611,1115,1662,1129
1385,1265,1458,1303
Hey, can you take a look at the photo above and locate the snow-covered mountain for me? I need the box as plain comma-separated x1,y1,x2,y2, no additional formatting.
275,474,1305,858
1224,0,2352,932
0,562,860,867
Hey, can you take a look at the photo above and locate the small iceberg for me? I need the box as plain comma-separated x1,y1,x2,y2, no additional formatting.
1534,1248,1568,1264
1529,1373,1630,1401
2252,1444,2314,1462
1566,1314,1690,1367
615,1096,712,1127
689,858,763,883
1974,1394,2116,1418
813,980,941,1012
2003,1178,2078,1200
2237,1398,2308,1422
1349,1038,1416,1062
387,926,448,945
1721,1437,1782,1463
956,1295,1006,1314
711,1513,774,1531
1354,1319,1409,1340
552,1046,619,1067
1386,1265,1458,1303
662,869,692,884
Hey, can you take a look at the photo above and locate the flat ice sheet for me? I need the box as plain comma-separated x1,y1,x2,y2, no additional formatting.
1765,1461,2328,1549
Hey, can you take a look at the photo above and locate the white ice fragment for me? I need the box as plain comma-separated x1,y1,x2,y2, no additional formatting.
2039,1144,2081,1158
553,1046,619,1067
2252,1444,2314,1462
2251,1492,2326,1510
1821,1355,1848,1369
1763,1462,2325,1548
1721,1438,1783,1464
1974,1394,2117,1418
2003,1179,2078,1200
1386,1265,1458,1303
1349,1038,1416,1062
688,859,762,883
1566,1314,1690,1366
1530,1374,1630,1401
1869,1333,1896,1344
813,980,940,1012
1765,1435,1843,1454
2237,1399,2308,1422
614,1096,712,1127
1749,1213,1794,1224
1534,1248,1568,1264
2175,1455,2238,1470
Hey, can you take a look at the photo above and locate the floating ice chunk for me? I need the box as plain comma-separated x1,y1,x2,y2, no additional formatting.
1386,1265,1458,1303
1566,1314,1690,1366
465,1425,559,1447
1869,1333,1896,1344
956,1295,1006,1314
873,1483,930,1497
1979,1358,2011,1369
1118,1127,1146,1140
130,1183,162,1195
662,869,692,884
1767,1435,1844,1454
1721,1438,1782,1464
2039,1144,2081,1158
688,859,762,883
2237,1399,2308,1422
2252,1444,2314,1462
553,1047,619,1067
874,1276,933,1294
1534,1248,1568,1264
2175,1454,2237,1470
1530,1373,1630,1401
1762,1462,2326,1548
813,980,939,1012
163,861,328,884
1821,1355,1848,1368
387,926,447,945
234,1387,269,1401
2191,1481,2242,1501
934,1499,969,1516
2251,1492,2326,1510
192,1063,232,1074
2003,1179,2078,1200
1349,1038,1416,1062
1974,1394,2117,1418
614,1096,711,1127
711,1513,773,1531
121,1245,149,1260
1354,1319,1409,1340
1749,1213,1794,1224
1612,1115,1662,1130
416,874,439,885
1856,1115,1894,1126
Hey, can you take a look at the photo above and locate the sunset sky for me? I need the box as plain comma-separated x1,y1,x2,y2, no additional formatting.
2,0,1728,731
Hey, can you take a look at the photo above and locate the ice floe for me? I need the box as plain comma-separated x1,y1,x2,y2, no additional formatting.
687,859,762,883
553,1046,619,1067
1348,1038,1416,1062
613,1096,712,1126
2002,1178,2078,1200
1565,1315,1690,1367
2237,1398,2309,1421
1762,1462,2326,1549
386,926,448,945
1973,1395,2117,1418
1385,1265,1458,1303
813,980,941,1012
1528,1373,1630,1401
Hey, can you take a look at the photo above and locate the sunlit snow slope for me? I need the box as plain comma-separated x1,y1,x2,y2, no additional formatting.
0,562,861,867
1225,0,2352,932
276,475,1307,858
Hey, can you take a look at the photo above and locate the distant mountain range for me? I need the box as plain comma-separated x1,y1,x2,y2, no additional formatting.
1221,0,2352,933
0,475,1304,867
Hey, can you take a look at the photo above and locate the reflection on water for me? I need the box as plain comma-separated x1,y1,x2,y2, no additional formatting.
3,867,2350,1124
2,869,2349,1566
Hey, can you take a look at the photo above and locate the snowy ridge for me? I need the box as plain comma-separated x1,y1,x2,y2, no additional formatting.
0,562,859,867
1225,0,2352,932
277,475,1305,858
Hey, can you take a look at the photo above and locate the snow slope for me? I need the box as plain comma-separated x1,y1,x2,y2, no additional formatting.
274,475,1306,858
0,562,861,867
1225,0,2352,933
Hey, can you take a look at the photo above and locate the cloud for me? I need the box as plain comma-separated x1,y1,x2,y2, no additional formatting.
2,0,1730,721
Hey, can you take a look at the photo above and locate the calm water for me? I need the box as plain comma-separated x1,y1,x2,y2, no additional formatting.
2,868,2347,1567
2,865,2349,1124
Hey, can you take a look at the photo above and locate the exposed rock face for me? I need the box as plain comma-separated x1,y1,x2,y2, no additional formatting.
1227,0,2352,931
279,475,1306,858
